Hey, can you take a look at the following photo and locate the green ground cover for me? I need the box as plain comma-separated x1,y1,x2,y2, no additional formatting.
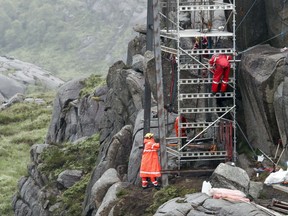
0,92,54,215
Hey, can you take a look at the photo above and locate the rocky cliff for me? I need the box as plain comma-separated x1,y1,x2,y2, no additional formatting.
12,0,288,215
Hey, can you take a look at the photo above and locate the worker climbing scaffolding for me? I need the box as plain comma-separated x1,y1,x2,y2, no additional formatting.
156,0,237,173
209,54,232,95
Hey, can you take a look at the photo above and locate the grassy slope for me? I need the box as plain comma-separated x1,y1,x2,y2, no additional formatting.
0,0,139,80
0,92,55,215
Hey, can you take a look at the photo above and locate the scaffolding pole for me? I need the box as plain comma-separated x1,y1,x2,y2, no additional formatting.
144,0,153,136
153,0,168,187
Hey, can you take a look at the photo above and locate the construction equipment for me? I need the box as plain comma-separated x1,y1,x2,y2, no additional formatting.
159,0,237,170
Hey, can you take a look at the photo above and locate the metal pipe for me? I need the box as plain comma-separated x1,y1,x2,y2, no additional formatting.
153,0,168,187
272,198,288,207
144,0,153,138
179,105,235,151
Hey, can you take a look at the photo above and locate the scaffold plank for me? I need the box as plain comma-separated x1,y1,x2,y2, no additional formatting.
180,107,233,113
179,29,233,38
161,45,177,55
160,29,233,39
180,92,234,99
180,4,234,11
180,48,234,55
181,122,214,128
179,78,235,84
179,64,209,70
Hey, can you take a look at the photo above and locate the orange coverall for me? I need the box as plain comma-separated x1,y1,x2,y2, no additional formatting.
174,116,187,138
209,54,232,93
139,137,161,188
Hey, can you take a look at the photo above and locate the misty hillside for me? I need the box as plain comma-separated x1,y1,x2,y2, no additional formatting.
0,0,146,80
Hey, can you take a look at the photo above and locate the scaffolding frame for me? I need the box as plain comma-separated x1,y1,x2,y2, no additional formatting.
159,0,237,169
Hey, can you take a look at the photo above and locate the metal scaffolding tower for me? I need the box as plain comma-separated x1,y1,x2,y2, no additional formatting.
159,0,237,170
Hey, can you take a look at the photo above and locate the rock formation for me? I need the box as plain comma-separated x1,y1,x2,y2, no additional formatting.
12,1,288,215
0,56,64,103
239,44,288,161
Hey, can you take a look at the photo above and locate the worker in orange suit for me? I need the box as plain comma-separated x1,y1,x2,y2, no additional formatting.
174,115,187,149
139,133,161,189
209,54,232,95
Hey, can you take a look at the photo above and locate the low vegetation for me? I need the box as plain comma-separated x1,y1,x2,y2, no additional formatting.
0,91,55,216
79,74,106,97
39,134,100,216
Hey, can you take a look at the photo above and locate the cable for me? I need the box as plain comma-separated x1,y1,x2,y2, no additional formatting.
236,0,258,32
238,28,288,54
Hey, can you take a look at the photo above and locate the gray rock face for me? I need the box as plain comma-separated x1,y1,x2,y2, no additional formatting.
274,77,288,162
57,169,83,188
13,144,56,216
210,163,250,194
0,93,25,110
46,78,107,143
83,125,134,215
0,74,25,102
96,182,130,216
239,44,288,158
249,181,263,200
91,168,121,208
234,1,267,51
126,35,146,66
0,56,64,102
264,1,288,48
155,192,272,216
12,176,49,216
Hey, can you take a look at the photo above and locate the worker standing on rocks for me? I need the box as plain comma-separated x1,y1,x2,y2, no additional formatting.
139,133,161,189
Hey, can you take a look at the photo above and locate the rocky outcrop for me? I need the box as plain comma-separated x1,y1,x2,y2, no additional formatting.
12,2,288,214
46,78,107,143
155,193,272,216
0,74,25,103
57,170,83,189
239,44,288,161
0,56,64,103
210,163,250,194
96,182,130,216
91,168,121,208
12,144,51,216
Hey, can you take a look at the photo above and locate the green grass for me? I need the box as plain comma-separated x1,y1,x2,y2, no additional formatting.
39,134,100,215
0,91,55,216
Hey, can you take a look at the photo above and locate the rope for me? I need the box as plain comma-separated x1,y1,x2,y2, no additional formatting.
238,1,288,54
281,0,286,41
238,29,288,54
236,0,258,32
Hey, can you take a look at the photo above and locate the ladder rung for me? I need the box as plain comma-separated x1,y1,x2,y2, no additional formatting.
160,29,234,39
179,64,209,70
181,122,215,128
180,92,234,100
179,78,235,85
180,151,227,158
180,107,233,113
180,48,234,56
161,46,177,55
180,4,235,11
